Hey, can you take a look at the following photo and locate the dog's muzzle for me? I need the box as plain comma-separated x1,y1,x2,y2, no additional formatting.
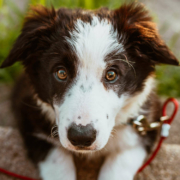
68,123,96,148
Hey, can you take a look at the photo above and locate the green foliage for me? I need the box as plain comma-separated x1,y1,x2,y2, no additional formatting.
0,0,3,7
156,65,180,97
0,0,24,83
157,20,180,97
40,0,125,9
0,0,179,97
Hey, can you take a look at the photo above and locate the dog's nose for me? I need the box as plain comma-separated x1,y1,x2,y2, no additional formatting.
68,123,96,147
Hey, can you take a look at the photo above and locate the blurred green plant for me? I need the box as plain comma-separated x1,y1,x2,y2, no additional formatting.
0,0,25,83
0,0,179,97
157,16,180,97
156,55,180,97
156,65,180,97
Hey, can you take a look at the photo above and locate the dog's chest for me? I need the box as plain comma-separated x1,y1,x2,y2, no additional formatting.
74,155,105,180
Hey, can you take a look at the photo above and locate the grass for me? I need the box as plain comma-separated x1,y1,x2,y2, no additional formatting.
156,65,180,97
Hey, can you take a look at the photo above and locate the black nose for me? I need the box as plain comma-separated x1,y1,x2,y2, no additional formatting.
68,123,96,147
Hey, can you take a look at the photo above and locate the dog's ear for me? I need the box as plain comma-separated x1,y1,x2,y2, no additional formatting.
113,3,179,66
0,6,56,68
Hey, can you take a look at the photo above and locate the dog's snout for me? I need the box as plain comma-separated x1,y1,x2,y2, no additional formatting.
68,123,96,147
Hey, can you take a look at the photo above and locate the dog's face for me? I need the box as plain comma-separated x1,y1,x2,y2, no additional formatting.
1,3,179,152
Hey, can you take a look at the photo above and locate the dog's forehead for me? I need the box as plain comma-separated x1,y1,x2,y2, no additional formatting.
66,16,123,74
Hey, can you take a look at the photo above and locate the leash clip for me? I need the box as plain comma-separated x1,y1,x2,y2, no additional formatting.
133,115,169,135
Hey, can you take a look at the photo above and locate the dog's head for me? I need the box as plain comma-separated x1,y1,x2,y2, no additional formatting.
1,3,179,152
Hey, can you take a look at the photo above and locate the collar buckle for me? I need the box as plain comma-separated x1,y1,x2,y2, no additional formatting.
133,115,169,135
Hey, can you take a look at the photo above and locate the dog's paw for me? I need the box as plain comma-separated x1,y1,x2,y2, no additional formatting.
98,145,146,180
38,148,76,180
98,169,133,180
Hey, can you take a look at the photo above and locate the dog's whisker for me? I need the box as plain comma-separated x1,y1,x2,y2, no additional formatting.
111,57,136,77
122,54,131,66
51,125,58,132
113,82,126,88
111,128,117,136
51,131,59,138
51,125,58,137
20,101,40,109
52,132,58,135
50,52,59,55
52,131,58,136
110,58,135,64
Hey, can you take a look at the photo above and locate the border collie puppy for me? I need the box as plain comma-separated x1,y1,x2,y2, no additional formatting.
1,2,179,180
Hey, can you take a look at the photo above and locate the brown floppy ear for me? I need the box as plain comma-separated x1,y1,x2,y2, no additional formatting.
113,3,180,66
0,6,56,68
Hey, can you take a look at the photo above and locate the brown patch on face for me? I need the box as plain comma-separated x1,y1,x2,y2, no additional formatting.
102,52,135,95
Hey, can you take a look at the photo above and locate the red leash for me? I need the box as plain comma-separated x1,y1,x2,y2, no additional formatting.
0,98,179,179
0,167,39,180
138,97,179,173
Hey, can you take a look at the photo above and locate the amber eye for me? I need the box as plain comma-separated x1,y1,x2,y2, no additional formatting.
106,70,117,81
56,68,67,80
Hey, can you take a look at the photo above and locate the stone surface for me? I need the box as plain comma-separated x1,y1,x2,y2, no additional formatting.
0,85,16,128
136,144,180,180
0,127,180,180
0,127,39,180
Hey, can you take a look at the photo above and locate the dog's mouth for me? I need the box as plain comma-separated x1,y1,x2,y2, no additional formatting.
76,146,96,151
66,143,98,153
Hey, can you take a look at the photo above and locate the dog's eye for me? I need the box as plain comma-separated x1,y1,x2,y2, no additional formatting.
56,68,67,80
106,70,117,81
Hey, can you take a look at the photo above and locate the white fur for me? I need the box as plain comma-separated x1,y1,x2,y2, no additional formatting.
39,148,76,180
98,143,146,180
54,16,126,152
36,96,56,123
115,76,155,125
105,125,143,153
66,16,124,68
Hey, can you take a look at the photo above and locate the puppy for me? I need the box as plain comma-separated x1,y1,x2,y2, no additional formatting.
1,2,179,180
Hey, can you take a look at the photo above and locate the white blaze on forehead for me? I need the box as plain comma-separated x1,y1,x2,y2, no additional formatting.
54,16,125,149
66,16,123,69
